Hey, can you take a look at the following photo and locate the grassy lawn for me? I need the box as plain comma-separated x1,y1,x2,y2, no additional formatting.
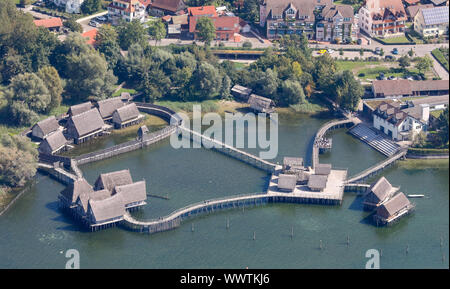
376,35,413,44
336,61,381,71
432,48,449,72
430,109,444,119
112,87,138,97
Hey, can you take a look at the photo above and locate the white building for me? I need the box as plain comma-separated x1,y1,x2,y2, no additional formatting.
373,101,429,141
358,0,407,38
107,0,146,24
54,0,85,14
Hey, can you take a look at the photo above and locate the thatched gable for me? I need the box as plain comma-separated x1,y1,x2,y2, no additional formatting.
32,116,60,139
94,169,133,192
88,193,125,224
113,180,147,207
97,97,124,120
66,108,105,139
112,103,140,125
38,130,67,154
60,178,94,206
68,102,93,116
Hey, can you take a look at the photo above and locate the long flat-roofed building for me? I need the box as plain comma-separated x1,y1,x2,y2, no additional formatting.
66,108,106,144
374,192,414,225
372,79,449,98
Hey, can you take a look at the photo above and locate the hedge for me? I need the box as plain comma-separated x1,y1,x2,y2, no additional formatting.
408,147,449,155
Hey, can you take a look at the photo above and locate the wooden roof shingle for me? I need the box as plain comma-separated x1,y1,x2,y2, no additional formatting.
68,108,105,138
97,97,124,119
94,169,133,192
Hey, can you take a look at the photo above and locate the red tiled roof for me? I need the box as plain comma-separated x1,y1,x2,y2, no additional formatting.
33,17,63,28
82,29,98,46
404,0,420,4
139,0,152,6
189,15,240,34
188,6,217,17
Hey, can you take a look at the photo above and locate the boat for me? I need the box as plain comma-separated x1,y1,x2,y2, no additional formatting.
407,194,425,198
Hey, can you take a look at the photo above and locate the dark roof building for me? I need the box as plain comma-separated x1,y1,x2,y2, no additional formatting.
277,174,297,192
372,80,449,98
307,174,328,191
374,192,414,225
112,103,143,128
113,180,147,209
315,163,332,175
248,94,275,114
231,85,252,101
94,169,133,192
364,177,396,209
38,130,67,155
97,97,124,120
148,0,187,15
66,108,105,144
31,116,60,140
68,102,93,117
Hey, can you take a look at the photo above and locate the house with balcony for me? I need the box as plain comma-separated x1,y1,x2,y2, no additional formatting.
358,0,407,38
316,4,357,43
108,0,147,24
259,0,332,40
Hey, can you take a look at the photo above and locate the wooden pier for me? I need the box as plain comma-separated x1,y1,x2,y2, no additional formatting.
346,149,407,184
312,119,355,169
179,126,277,173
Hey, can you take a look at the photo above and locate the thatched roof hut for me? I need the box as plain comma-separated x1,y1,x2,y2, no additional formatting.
315,163,332,175
278,174,297,192
112,103,143,128
231,85,252,101
32,116,60,140
248,94,275,113
38,130,67,155
364,177,396,209
113,180,147,208
60,178,94,208
87,193,125,226
97,97,124,120
94,169,133,192
374,193,414,225
283,157,304,172
307,174,328,191
66,108,105,143
68,102,93,117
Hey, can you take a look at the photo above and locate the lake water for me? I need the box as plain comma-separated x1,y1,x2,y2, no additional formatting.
0,113,448,269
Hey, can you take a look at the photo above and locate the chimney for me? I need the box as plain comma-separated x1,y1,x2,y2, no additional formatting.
420,104,430,123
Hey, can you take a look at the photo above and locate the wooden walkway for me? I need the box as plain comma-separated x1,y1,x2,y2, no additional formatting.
312,118,355,168
179,126,277,173
346,149,407,184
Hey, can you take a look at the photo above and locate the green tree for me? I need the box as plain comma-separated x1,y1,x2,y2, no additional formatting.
398,55,411,70
242,0,260,23
63,17,83,33
0,134,38,188
437,108,449,147
280,80,305,106
116,19,148,50
52,33,117,101
416,55,433,75
332,70,363,111
81,0,102,14
408,48,414,57
148,19,166,45
252,69,278,98
37,66,63,110
5,72,51,125
192,62,222,99
313,54,337,95
195,17,216,46
220,74,232,99
95,24,121,69
1,50,26,84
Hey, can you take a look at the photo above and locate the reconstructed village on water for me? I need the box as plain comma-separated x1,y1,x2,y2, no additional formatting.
0,0,448,269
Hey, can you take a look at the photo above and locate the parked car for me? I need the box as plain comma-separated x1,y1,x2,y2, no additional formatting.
356,39,362,45
89,20,101,27
385,55,395,60
378,73,386,80
388,76,397,80
404,75,414,80
327,49,335,54
414,74,424,80
318,49,327,55
95,16,107,22
374,47,381,55
392,48,399,55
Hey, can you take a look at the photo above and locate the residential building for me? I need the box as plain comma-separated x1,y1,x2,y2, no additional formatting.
81,28,98,46
406,4,434,21
108,0,147,23
259,0,332,39
147,0,186,16
426,0,449,6
316,4,356,43
373,101,429,140
53,0,84,14
189,14,241,42
402,0,421,5
31,116,60,140
413,6,449,37
33,18,63,31
358,0,407,38
188,5,217,18
166,14,189,37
